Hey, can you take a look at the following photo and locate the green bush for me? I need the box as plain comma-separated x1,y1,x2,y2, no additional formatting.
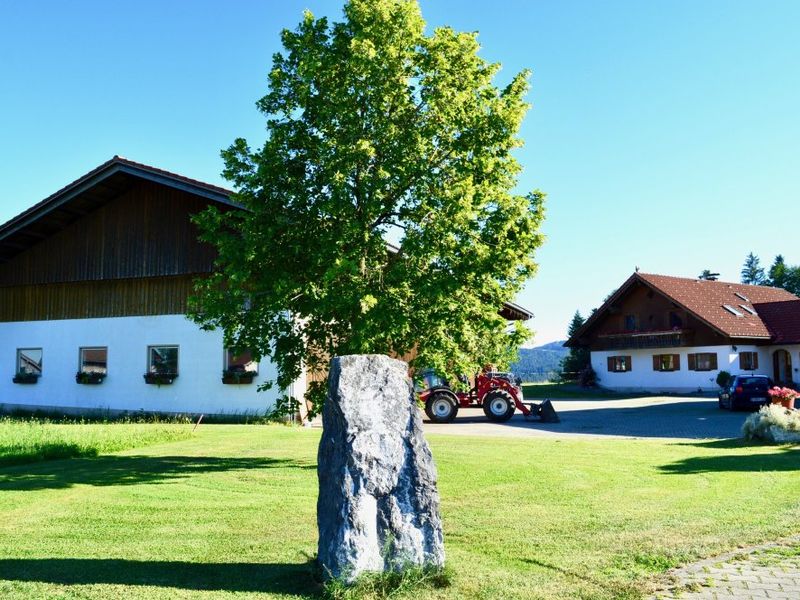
742,404,800,443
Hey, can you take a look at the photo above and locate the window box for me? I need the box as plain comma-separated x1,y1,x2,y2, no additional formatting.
143,372,178,385
13,372,40,384
76,371,107,385
221,369,255,385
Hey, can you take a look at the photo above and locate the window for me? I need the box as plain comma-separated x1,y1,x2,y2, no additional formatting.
225,349,258,373
688,352,718,371
17,348,42,376
653,354,680,372
734,292,749,302
148,345,179,375
739,305,757,316
79,347,108,375
607,355,632,372
624,314,638,331
722,304,743,317
739,351,759,371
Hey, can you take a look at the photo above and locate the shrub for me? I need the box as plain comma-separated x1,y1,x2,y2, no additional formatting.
742,404,800,443
716,371,732,389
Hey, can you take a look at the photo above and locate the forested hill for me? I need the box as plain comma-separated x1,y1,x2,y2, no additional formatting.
510,341,568,383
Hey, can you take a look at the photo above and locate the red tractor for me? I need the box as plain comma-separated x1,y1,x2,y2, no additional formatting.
417,370,559,424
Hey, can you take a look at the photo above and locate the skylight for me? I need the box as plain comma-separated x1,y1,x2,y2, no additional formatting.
740,304,757,316
734,292,750,302
722,304,744,317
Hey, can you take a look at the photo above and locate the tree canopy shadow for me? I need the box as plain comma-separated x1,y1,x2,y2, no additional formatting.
0,557,322,596
659,443,799,474
0,455,316,491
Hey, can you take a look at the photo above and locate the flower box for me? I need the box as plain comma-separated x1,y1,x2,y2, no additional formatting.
76,372,107,385
143,372,178,385
221,370,256,385
768,386,799,410
13,372,39,384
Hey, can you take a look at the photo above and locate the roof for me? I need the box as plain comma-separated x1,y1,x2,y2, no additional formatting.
0,156,237,263
569,272,800,345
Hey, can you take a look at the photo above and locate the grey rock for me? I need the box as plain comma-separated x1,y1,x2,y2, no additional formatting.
317,354,445,582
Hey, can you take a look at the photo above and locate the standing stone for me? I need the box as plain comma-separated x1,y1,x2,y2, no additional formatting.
317,354,445,582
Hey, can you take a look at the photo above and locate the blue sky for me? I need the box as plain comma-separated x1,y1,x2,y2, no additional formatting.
1,1,798,344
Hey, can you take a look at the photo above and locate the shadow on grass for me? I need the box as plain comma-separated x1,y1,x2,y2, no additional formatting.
0,455,316,491
0,557,322,596
0,442,99,468
659,442,799,474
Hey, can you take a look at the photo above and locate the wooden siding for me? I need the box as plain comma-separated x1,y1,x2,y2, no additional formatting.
0,275,198,322
0,180,217,286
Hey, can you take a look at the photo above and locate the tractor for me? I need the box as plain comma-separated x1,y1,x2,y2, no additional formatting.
417,370,559,424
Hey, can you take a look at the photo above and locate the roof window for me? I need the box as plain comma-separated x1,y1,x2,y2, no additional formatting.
722,304,744,317
739,304,757,316
734,292,750,302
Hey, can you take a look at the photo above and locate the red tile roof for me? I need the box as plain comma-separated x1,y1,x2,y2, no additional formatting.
637,273,798,339
571,272,800,344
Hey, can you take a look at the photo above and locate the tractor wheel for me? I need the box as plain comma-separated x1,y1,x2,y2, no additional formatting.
482,390,516,422
425,393,459,423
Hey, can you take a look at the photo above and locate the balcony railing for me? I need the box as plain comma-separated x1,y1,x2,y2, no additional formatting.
595,329,692,350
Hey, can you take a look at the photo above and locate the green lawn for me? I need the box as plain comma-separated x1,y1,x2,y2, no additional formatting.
522,382,701,400
0,417,192,467
0,425,798,599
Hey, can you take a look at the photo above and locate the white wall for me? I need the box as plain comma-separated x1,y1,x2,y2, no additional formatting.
0,314,289,416
589,344,798,393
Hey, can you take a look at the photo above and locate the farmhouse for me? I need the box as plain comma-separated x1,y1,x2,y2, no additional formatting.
1,157,532,416
567,272,800,393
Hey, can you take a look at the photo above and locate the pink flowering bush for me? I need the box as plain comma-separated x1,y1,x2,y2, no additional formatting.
767,386,800,403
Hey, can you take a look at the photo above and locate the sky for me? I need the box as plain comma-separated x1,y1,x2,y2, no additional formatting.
1,0,799,345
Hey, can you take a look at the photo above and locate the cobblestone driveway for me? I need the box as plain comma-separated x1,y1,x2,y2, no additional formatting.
652,537,800,599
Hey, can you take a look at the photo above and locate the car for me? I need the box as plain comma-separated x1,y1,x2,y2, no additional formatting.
718,375,773,411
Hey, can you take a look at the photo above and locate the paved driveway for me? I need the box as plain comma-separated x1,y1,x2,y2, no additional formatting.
423,396,750,440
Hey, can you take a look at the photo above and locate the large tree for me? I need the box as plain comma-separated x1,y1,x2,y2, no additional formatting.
740,252,766,285
189,0,545,413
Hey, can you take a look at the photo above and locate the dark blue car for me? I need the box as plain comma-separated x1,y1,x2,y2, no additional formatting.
718,375,773,411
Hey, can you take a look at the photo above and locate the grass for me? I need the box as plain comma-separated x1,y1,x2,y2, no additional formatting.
0,425,798,599
0,417,193,466
523,382,643,400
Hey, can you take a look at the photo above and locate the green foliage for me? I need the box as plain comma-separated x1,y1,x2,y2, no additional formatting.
740,252,766,285
560,310,589,380
323,565,451,600
189,0,544,415
715,370,732,389
767,254,800,295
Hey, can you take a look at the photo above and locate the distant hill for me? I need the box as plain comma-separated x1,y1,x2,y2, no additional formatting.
510,341,568,383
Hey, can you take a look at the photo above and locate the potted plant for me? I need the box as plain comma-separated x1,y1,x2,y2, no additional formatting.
12,370,39,384
222,368,255,384
76,371,107,385
143,371,178,386
767,386,799,410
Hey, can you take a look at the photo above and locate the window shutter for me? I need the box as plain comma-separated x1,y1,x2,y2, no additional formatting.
688,353,696,371
626,356,633,371
653,355,660,371
753,353,759,369
607,357,614,372
710,353,718,370
673,354,680,371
